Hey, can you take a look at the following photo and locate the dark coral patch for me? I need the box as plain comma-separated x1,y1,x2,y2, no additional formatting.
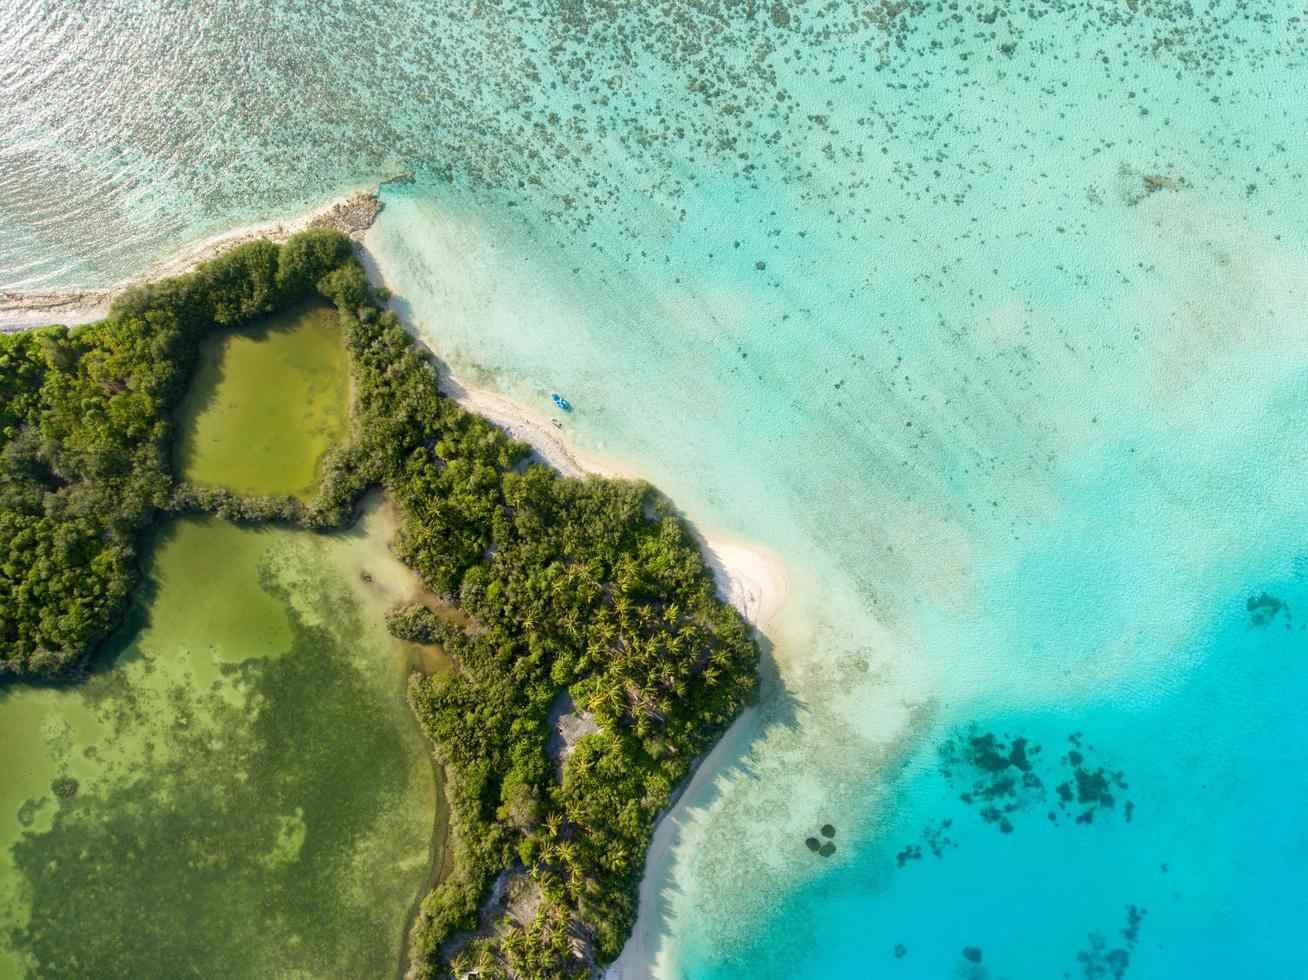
1247,591,1289,627
935,725,1133,838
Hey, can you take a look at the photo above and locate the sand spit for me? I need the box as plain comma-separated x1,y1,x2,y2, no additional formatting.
1,190,385,332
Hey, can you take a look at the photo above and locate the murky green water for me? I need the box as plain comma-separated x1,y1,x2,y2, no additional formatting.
0,500,439,979
174,303,349,498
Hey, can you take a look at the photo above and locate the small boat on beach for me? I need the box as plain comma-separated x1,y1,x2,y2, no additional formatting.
552,393,573,412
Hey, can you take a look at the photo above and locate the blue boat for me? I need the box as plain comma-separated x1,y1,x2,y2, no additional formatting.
552,393,572,412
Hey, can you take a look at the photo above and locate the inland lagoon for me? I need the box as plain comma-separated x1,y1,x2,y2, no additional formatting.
173,302,350,498
0,503,443,979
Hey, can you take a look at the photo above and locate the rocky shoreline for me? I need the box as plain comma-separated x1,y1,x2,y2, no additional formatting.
1,191,384,332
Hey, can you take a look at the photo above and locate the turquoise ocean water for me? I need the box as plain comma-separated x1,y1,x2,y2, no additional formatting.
4,2,1308,976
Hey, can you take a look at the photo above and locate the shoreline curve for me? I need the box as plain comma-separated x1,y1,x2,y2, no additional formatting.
359,238,790,980
0,187,388,332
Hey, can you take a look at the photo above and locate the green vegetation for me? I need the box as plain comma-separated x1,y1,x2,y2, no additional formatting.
0,511,439,979
0,229,759,978
342,302,759,978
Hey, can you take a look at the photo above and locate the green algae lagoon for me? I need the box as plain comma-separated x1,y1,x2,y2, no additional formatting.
0,289,443,978
174,302,349,498
0,499,442,979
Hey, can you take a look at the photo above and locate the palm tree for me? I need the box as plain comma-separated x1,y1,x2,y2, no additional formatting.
555,840,578,868
449,948,475,978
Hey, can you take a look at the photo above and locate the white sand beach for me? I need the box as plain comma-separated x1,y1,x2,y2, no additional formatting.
361,237,790,980
0,189,384,331
2,186,791,629
441,373,789,626
448,373,787,980
414,334,788,980
361,242,791,634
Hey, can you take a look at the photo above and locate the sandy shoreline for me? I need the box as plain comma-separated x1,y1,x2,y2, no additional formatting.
602,703,760,980
364,248,789,980
440,375,789,627
360,245,790,633
429,364,787,980
0,188,386,332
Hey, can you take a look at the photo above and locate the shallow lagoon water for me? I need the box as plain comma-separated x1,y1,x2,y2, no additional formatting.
174,303,349,498
0,503,440,978
5,1,1308,976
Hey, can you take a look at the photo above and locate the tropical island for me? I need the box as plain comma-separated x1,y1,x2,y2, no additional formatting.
0,229,760,977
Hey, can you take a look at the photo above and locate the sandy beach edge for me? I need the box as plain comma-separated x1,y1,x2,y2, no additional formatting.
439,379,786,980
0,186,390,332
450,380,789,621
357,248,791,634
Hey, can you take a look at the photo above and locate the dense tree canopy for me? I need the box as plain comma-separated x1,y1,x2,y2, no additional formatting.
0,230,759,978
